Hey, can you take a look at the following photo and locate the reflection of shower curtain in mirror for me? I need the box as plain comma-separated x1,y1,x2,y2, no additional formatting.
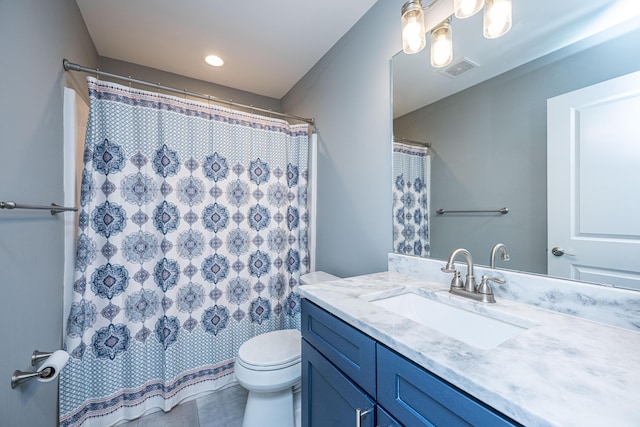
393,142,430,257
60,77,309,426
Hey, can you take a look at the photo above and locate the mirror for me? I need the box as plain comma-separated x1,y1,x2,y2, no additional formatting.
392,0,640,286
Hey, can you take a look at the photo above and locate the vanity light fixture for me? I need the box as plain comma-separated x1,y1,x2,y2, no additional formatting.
431,18,453,68
401,0,512,67
204,55,224,67
401,0,427,54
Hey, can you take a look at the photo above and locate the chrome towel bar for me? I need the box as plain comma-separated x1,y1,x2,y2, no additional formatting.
0,201,77,215
436,207,509,215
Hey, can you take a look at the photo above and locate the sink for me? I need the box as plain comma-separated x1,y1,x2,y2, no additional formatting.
369,291,535,350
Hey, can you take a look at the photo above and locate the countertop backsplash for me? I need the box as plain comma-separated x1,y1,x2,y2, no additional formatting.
388,253,640,333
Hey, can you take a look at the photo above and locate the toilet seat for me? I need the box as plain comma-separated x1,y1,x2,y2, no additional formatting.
237,329,301,371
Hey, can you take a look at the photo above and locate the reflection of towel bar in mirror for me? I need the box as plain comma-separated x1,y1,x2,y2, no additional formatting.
0,201,78,215
436,207,509,215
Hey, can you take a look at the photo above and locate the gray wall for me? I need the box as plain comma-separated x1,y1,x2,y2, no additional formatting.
282,0,407,277
394,25,640,274
99,57,282,112
0,0,97,426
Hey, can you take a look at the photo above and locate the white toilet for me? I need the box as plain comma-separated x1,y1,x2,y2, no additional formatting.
235,272,339,427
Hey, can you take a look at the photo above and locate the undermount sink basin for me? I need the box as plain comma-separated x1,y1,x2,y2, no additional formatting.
369,290,535,350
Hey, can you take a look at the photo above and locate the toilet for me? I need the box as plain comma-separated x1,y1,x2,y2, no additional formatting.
235,272,339,427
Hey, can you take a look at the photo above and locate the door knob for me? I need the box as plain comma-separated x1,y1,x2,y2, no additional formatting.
551,247,575,256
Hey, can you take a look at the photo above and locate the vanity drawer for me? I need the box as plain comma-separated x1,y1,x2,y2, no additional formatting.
377,345,520,427
301,299,376,397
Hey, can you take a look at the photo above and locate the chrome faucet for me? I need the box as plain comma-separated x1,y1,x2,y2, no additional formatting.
490,243,510,268
442,248,497,303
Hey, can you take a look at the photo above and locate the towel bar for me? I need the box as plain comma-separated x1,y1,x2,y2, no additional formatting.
436,207,509,215
0,201,77,215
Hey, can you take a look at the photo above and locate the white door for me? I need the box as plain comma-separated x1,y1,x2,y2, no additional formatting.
547,70,640,290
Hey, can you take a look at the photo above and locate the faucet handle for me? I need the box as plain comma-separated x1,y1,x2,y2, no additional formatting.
482,275,505,285
450,271,464,289
476,275,503,303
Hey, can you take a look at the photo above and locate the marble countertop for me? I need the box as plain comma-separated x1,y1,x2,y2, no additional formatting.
299,272,640,427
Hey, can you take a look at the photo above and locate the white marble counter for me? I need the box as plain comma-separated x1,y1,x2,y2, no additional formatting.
388,254,640,332
299,272,640,427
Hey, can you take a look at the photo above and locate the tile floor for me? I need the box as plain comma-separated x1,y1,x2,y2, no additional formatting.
117,383,248,427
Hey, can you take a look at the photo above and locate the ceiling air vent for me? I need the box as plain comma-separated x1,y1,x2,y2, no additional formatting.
440,58,479,78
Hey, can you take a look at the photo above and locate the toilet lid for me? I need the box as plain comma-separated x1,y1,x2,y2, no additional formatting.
238,329,301,369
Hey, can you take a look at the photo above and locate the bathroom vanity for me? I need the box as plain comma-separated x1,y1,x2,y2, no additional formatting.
302,298,519,426
299,266,640,426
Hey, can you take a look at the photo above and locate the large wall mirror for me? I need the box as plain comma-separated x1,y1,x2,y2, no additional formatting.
392,0,640,290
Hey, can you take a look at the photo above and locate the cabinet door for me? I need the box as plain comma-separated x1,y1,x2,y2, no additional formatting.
377,345,520,427
302,340,375,427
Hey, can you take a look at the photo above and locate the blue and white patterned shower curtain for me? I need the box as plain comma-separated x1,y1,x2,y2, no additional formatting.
393,141,430,257
60,77,309,426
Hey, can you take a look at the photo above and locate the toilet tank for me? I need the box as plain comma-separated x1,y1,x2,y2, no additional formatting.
300,271,339,285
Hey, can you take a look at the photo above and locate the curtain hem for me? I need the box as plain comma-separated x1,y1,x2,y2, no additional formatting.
60,362,235,427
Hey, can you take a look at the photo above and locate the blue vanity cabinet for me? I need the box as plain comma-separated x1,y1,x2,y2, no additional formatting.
302,298,522,427
302,299,377,426
302,340,375,427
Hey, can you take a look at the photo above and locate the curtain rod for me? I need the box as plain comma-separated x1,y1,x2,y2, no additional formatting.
393,136,431,148
63,59,315,126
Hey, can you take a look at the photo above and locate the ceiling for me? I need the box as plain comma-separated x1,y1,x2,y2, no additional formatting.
393,0,640,117
75,0,640,109
75,0,378,99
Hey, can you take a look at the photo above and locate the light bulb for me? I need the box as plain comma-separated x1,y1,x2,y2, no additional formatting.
432,39,452,67
430,21,452,68
401,1,426,54
484,0,512,39
403,19,425,52
454,0,483,19
204,55,224,67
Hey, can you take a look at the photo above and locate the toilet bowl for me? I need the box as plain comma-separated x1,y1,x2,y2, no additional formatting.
235,329,302,427
236,272,339,427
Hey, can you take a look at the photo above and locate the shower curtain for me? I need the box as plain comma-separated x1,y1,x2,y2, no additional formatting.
60,77,309,426
393,141,430,257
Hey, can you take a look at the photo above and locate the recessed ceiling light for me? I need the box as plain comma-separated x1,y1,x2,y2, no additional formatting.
204,55,224,67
